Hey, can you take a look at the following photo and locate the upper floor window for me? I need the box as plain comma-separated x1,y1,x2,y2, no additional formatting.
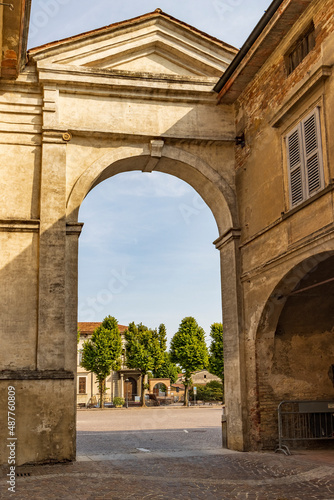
78,349,83,365
286,23,315,75
78,376,86,394
286,107,324,208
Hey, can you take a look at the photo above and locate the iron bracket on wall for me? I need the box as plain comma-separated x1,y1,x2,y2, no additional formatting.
0,3,14,9
235,132,245,148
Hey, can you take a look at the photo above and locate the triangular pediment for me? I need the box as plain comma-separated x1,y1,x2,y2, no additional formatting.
111,51,200,76
29,10,237,79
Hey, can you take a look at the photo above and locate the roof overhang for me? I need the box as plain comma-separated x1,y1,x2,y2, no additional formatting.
214,0,314,104
0,0,31,79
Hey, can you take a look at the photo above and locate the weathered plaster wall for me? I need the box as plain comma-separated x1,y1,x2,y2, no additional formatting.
232,0,334,449
236,0,334,242
0,379,76,466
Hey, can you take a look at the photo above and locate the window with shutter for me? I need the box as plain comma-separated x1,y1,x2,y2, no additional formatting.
286,107,324,208
79,377,86,394
302,110,323,196
286,23,315,75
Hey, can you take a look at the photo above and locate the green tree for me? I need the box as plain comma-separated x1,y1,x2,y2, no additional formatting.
153,352,179,384
152,324,179,383
157,323,167,351
125,322,165,406
170,317,209,406
208,323,224,385
81,316,122,408
189,380,223,402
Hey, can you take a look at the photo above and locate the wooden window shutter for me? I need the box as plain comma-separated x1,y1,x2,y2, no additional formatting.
286,124,305,207
79,377,86,394
301,108,323,197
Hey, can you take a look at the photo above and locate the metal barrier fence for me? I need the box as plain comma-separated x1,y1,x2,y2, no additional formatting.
275,400,334,455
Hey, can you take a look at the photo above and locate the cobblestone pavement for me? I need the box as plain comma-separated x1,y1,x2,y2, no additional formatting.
1,448,334,499
1,408,334,499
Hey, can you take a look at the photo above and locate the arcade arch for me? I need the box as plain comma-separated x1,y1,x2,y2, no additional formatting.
65,144,246,452
255,252,334,449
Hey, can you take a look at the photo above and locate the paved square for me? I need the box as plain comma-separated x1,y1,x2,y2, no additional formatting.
1,407,334,499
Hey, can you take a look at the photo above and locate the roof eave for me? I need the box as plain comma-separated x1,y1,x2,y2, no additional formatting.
0,0,31,79
214,0,314,104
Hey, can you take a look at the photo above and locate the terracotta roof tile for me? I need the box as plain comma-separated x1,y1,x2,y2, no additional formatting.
78,322,127,334
28,9,237,55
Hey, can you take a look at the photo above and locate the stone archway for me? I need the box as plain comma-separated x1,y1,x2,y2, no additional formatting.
66,145,237,231
0,10,247,466
0,133,244,466
149,378,171,396
254,251,334,449
66,146,246,451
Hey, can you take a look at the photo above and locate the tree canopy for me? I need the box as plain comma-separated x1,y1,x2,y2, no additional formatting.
208,323,224,384
81,315,122,408
189,380,223,402
170,316,209,405
125,322,165,406
153,352,179,384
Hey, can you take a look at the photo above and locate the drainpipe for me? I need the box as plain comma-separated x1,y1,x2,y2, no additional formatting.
213,0,285,94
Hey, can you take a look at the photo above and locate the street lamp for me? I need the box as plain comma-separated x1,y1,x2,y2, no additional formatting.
125,378,130,408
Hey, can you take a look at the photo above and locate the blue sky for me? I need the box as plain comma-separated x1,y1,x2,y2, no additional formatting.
28,1,271,344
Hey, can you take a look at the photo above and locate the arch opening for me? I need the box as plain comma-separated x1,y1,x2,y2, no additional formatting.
255,252,334,449
153,383,167,396
71,145,242,454
77,169,223,336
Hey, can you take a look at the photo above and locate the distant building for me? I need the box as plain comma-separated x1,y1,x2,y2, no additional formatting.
77,322,143,406
176,370,221,387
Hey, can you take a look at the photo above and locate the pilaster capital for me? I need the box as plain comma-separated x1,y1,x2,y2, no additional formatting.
214,228,241,250
42,129,72,144
66,222,84,237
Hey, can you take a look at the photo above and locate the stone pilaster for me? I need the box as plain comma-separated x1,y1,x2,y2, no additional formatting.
120,373,124,398
37,131,68,370
214,228,247,451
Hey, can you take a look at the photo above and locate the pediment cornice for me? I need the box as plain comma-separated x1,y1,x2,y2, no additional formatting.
29,10,237,83
36,62,218,103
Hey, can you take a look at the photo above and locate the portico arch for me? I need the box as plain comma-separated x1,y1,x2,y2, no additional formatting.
65,143,246,453
254,251,334,449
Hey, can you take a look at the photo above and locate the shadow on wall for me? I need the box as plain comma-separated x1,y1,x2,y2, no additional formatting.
256,252,334,449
